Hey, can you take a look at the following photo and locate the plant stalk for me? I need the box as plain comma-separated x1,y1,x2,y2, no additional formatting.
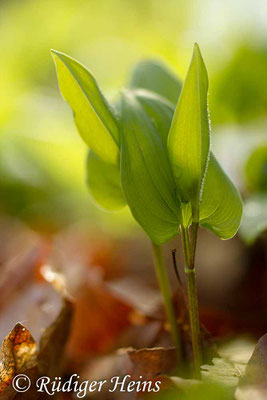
189,221,199,268
151,242,181,358
180,225,202,377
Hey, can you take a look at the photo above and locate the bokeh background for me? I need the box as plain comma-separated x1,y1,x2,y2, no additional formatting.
0,1,267,397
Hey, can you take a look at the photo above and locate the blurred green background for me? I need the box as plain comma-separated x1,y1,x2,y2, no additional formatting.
0,0,266,239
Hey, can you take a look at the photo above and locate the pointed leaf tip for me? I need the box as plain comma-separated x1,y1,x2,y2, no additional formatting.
52,50,119,164
168,43,210,218
194,42,200,52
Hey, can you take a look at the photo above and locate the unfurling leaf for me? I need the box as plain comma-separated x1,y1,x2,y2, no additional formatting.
86,150,126,211
129,60,243,240
129,59,182,104
161,43,242,237
51,50,119,164
129,61,243,239
168,43,210,218
52,45,243,242
120,90,181,245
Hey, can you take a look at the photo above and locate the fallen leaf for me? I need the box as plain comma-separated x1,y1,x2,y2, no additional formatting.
67,284,132,363
125,347,177,380
0,298,73,399
0,324,37,393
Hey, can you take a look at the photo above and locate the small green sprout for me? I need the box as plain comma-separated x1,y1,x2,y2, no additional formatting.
51,44,243,375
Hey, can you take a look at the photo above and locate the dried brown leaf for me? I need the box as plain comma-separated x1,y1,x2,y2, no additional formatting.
0,324,37,393
126,347,177,380
0,298,73,399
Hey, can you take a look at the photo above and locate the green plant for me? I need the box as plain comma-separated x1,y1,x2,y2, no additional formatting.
52,44,243,375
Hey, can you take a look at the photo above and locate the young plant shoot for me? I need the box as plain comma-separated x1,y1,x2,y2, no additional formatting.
168,45,243,374
52,44,243,376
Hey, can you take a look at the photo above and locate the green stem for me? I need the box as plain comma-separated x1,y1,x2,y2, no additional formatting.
189,221,199,268
151,242,181,358
180,225,202,377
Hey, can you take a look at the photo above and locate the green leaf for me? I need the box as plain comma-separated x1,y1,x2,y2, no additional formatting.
200,154,243,239
129,54,242,240
129,59,182,104
168,43,210,217
239,194,267,244
51,50,119,164
86,151,126,211
120,90,181,245
133,89,175,145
